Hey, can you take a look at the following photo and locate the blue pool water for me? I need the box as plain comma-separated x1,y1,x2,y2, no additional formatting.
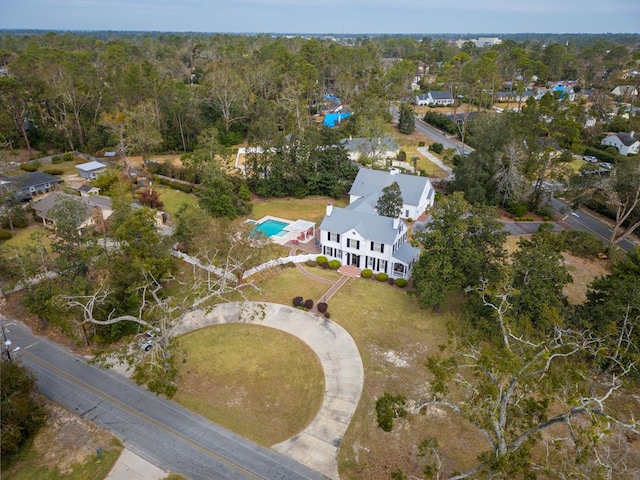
252,219,289,237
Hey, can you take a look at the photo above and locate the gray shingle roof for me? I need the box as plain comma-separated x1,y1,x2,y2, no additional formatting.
76,161,106,172
319,207,400,244
429,90,453,100
33,192,112,221
340,137,398,153
349,169,429,206
614,132,639,146
7,171,63,189
392,242,420,264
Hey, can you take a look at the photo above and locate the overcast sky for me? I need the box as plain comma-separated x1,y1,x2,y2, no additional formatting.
1,0,639,34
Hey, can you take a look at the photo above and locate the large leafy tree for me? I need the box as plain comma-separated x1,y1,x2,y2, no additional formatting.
376,181,403,218
574,248,640,377
412,192,507,309
397,101,415,135
1,361,46,457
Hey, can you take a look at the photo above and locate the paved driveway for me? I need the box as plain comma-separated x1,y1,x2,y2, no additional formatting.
174,302,365,480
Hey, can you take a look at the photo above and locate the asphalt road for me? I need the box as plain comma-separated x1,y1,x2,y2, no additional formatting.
2,319,327,480
549,196,637,252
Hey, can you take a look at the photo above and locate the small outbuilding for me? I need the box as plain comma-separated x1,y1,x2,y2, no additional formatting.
76,161,107,179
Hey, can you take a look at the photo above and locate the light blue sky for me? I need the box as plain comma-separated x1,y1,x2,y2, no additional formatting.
1,0,639,34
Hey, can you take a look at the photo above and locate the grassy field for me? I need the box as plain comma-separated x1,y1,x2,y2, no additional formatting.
173,324,325,447
244,266,336,304
154,185,198,217
248,196,349,225
324,279,484,478
0,225,51,252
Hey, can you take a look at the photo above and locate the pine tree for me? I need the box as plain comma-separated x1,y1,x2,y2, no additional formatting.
398,102,415,134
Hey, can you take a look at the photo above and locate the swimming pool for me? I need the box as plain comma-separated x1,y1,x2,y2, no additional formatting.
252,219,290,237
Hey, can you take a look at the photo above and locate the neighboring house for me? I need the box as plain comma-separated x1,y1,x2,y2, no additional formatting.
340,137,399,162
76,160,107,179
1,171,63,198
610,86,639,98
495,90,536,103
78,184,101,197
318,168,435,280
415,91,454,106
33,192,113,232
601,132,640,156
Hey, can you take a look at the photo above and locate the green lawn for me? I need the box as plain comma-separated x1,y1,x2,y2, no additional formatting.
173,324,324,447
0,225,51,252
1,437,122,480
154,185,198,217
244,266,336,305
249,196,349,225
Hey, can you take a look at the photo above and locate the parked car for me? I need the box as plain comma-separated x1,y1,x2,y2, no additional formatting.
583,155,598,163
136,330,157,352
599,162,612,170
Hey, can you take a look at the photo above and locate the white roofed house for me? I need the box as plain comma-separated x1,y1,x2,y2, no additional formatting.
319,168,435,280
76,160,107,179
340,137,399,165
601,132,640,156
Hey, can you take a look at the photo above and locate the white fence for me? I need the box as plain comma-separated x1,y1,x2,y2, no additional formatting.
171,248,319,282
242,253,319,279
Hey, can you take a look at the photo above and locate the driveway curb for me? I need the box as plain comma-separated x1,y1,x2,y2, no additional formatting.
174,302,364,480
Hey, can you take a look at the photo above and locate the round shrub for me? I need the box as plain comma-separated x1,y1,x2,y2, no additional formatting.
0,229,12,241
316,255,328,265
20,163,38,172
407,218,413,223
395,278,408,288
376,272,389,282
361,269,373,279
304,299,314,310
317,302,328,313
305,259,317,267
52,155,63,164
324,312,331,319
387,277,395,285
320,262,329,269
63,152,75,161
328,260,341,270
293,296,303,307
43,168,64,175
430,142,444,154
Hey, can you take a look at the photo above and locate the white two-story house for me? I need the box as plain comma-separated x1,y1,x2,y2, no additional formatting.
319,168,435,279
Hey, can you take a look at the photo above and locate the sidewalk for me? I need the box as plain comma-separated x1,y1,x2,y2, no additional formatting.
417,146,454,180
105,449,166,480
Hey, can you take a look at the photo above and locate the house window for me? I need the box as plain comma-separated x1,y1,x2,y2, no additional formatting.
328,232,340,242
405,209,410,217
323,246,333,257
379,260,387,273
29,187,36,193
393,263,405,274
346,238,360,249
367,256,374,268
370,242,384,253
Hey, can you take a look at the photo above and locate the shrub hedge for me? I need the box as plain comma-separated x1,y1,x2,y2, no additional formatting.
328,259,341,270
376,272,389,282
304,299,314,309
20,163,38,172
316,255,328,265
305,259,317,267
0,229,12,240
293,296,303,307
324,312,331,319
361,269,373,279
43,168,64,175
395,278,408,288
317,302,328,313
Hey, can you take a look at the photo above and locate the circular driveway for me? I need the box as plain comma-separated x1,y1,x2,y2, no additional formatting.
174,302,364,480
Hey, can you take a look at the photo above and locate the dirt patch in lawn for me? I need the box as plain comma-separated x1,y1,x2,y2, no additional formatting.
562,252,609,304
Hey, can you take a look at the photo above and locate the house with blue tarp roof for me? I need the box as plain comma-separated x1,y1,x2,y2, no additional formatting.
323,112,351,127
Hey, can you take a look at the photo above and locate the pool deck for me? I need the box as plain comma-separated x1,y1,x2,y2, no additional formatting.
248,215,316,246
